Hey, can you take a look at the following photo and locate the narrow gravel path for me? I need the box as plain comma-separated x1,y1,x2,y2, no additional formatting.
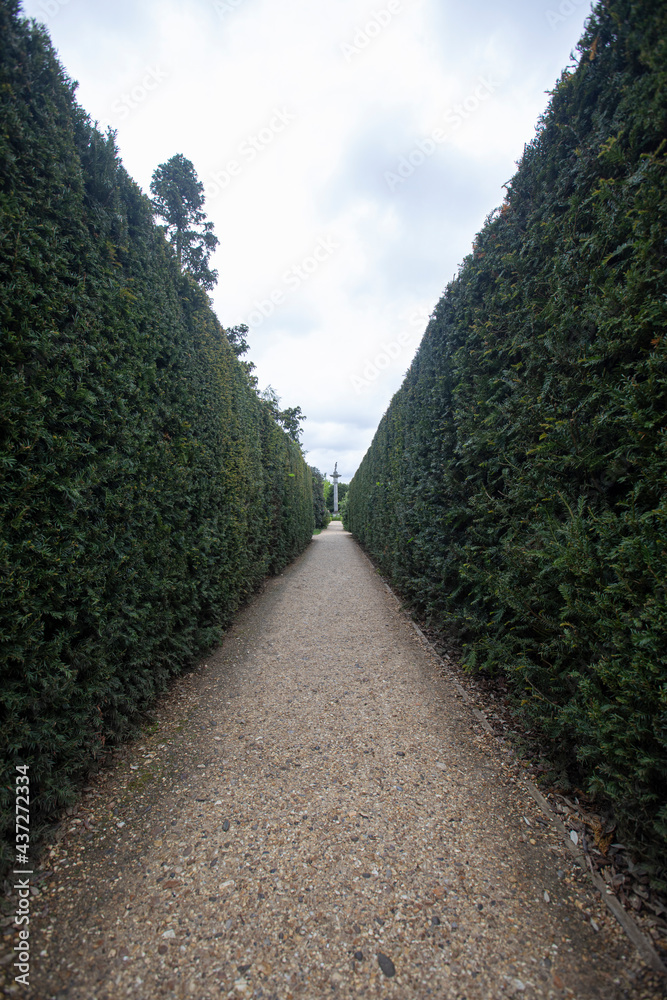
17,524,658,999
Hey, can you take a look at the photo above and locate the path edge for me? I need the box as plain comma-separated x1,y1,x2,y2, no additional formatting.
349,534,667,977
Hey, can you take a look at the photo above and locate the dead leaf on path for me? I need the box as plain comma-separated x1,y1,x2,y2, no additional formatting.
162,880,182,889
590,817,615,855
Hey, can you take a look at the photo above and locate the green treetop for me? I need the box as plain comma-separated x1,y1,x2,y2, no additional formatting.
150,153,219,290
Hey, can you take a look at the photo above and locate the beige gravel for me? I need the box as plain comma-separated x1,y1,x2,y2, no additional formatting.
5,523,665,999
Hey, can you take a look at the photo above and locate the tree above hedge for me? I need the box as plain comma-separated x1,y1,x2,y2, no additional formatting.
150,153,219,290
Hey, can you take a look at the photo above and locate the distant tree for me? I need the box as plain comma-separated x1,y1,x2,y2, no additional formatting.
310,468,330,529
225,323,250,357
279,406,306,443
224,323,256,386
260,385,282,418
150,154,219,290
260,385,306,444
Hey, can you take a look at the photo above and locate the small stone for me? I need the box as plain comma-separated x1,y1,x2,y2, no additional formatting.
543,890,550,903
431,915,441,926
222,819,230,832
162,929,176,939
377,953,396,978
354,951,365,961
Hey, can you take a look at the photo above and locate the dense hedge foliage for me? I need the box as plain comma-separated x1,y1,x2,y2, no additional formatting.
0,0,313,868
348,0,667,871
311,468,331,529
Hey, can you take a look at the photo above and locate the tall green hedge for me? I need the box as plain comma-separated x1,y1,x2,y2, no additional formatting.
347,0,667,872
0,0,313,868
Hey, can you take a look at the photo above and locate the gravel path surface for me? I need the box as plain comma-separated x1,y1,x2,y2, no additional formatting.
9,523,663,999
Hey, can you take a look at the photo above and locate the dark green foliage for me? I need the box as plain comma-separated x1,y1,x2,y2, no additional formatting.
224,323,257,387
311,468,330,529
150,153,219,290
0,2,313,869
226,323,251,357
259,386,306,444
347,0,667,873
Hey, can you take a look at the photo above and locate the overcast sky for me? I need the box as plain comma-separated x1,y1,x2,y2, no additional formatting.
20,0,593,481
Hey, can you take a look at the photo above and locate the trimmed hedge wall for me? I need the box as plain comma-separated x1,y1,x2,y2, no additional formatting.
0,0,313,868
347,0,667,872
